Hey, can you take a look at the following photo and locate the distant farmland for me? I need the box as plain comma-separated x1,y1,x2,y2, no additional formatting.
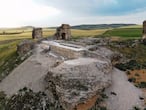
103,28,142,39
0,28,55,41
0,28,108,41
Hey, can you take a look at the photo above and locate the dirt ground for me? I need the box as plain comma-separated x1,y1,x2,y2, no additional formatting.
128,69,146,83
128,69,146,105
105,68,144,110
0,44,57,96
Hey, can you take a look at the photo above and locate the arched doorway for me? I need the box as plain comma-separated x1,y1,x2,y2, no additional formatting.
61,33,66,39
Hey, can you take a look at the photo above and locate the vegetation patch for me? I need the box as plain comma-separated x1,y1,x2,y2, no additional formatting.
133,106,141,110
0,88,64,110
128,77,136,83
136,82,146,88
89,92,108,110
115,60,141,71
103,28,142,39
0,40,30,81
109,40,146,69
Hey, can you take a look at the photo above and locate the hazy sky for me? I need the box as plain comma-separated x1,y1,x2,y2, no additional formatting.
0,0,146,27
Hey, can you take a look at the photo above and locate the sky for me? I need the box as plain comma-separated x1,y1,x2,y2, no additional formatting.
0,0,146,27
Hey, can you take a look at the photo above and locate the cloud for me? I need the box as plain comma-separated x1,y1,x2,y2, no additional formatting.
32,0,146,26
94,0,146,15
0,0,145,27
36,0,146,16
0,0,61,27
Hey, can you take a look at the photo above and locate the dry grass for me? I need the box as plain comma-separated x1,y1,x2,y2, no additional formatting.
128,69,146,83
0,28,107,41
71,29,107,38
42,29,55,37
0,28,55,41
76,95,98,110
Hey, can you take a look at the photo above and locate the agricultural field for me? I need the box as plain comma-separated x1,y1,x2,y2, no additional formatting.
71,29,107,38
0,28,55,41
0,40,22,81
0,28,107,41
119,25,142,29
103,28,142,39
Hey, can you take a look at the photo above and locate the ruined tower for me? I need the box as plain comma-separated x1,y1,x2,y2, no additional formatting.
142,21,146,44
54,24,71,40
142,21,146,39
32,28,43,39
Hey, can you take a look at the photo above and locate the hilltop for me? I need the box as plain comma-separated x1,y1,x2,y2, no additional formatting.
71,24,137,30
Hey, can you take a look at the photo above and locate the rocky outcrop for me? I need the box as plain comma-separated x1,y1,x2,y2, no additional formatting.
74,37,110,46
45,58,112,110
17,40,35,56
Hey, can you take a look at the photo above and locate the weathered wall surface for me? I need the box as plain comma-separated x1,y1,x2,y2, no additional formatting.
143,21,146,34
142,21,146,44
17,40,35,55
54,24,71,40
32,28,43,39
47,41,85,59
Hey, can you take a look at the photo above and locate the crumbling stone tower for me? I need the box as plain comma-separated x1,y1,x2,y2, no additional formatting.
142,21,146,44
143,21,146,38
32,28,43,39
54,24,71,40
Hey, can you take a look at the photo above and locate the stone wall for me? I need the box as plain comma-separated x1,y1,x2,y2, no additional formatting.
54,24,71,40
142,21,146,39
143,21,146,34
32,28,43,39
17,40,35,56
46,41,85,59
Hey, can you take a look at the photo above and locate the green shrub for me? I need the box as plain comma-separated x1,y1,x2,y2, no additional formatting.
115,60,141,71
135,73,140,77
137,82,146,88
0,88,64,110
0,91,6,110
133,106,141,110
126,71,131,75
100,107,107,110
128,77,136,83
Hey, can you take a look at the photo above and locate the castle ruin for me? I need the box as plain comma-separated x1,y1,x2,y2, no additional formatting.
142,21,146,39
54,24,71,40
32,28,43,39
142,21,146,44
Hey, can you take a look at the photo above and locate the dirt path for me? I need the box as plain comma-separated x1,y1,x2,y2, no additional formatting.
0,44,57,96
105,68,144,110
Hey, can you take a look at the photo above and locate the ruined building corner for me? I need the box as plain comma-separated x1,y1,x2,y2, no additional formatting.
54,24,71,40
